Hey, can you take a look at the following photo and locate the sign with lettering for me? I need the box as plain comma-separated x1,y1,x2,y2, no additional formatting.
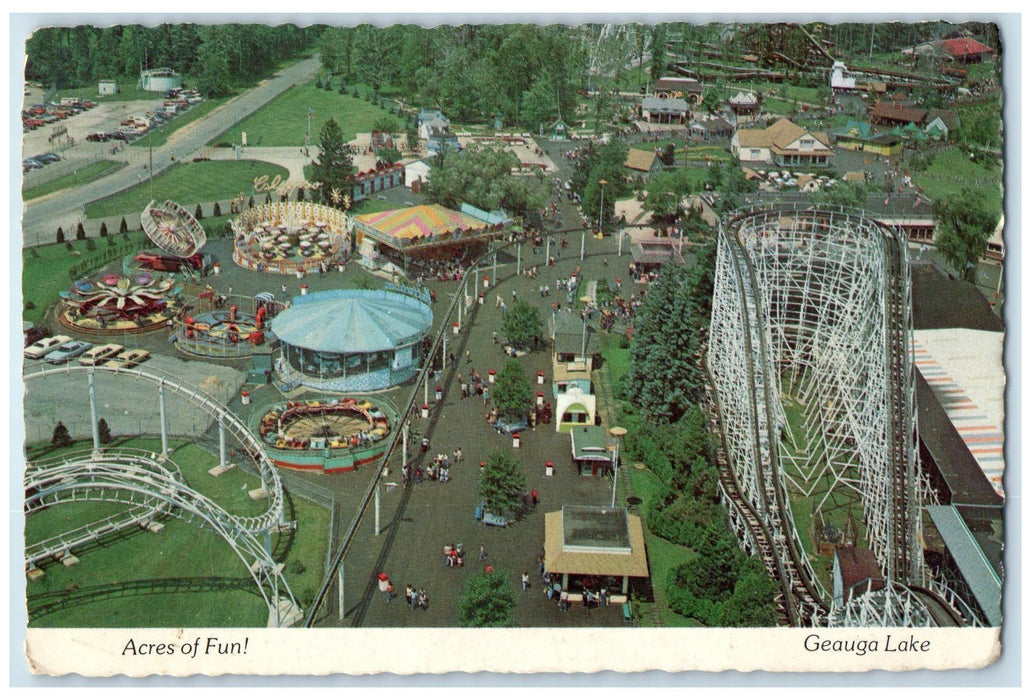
252,174,323,197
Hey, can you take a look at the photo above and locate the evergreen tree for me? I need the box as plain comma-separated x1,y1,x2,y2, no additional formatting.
119,217,128,234
311,117,354,205
56,227,65,243
719,557,779,627
457,568,517,627
97,418,113,444
51,421,72,448
99,222,108,237
492,359,534,422
76,222,86,240
478,450,527,516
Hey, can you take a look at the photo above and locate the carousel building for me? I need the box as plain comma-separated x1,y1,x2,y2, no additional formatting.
271,287,433,392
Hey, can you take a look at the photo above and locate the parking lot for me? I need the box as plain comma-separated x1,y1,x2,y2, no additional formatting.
20,85,188,191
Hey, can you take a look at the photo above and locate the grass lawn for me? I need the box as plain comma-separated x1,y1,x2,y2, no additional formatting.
599,334,631,386
83,160,289,219
213,80,399,147
912,146,1004,222
22,160,126,202
22,232,147,326
26,438,330,627
130,97,231,149
348,197,398,216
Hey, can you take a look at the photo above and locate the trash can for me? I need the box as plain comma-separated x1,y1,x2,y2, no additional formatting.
488,370,495,384
241,390,250,406
512,433,520,449
537,371,545,385
421,404,429,418
453,322,460,335
545,460,554,477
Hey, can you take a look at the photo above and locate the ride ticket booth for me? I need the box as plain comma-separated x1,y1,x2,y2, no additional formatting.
570,425,611,477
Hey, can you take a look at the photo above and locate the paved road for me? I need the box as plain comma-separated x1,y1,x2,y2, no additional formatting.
21,56,322,247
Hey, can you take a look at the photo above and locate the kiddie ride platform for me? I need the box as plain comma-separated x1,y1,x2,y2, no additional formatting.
255,397,393,473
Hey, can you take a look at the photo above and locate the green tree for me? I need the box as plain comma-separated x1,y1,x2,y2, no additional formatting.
933,187,997,282
492,358,535,422
720,558,779,627
97,418,113,444
311,117,354,205
500,298,542,350
579,141,631,228
457,568,517,627
650,25,668,82
372,116,401,135
643,168,695,223
196,26,233,98
478,450,528,516
377,147,403,166
426,144,548,216
51,421,72,448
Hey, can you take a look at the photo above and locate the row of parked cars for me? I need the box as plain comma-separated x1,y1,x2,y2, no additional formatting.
86,89,203,144
24,335,150,369
22,99,97,132
23,151,62,173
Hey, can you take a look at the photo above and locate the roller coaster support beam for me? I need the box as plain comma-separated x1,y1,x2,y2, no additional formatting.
158,379,168,457
375,486,381,536
88,369,101,454
338,562,346,621
219,418,227,468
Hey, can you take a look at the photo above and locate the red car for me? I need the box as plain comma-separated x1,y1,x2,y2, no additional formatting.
23,323,48,347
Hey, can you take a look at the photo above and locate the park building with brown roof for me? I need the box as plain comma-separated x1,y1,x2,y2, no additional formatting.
731,117,833,168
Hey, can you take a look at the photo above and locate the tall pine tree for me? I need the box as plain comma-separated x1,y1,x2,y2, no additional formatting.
311,117,354,206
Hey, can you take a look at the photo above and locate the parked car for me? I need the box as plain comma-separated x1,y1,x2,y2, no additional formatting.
494,416,529,435
78,343,124,366
23,323,49,347
24,334,71,359
103,348,150,369
44,340,94,364
35,152,61,164
474,503,514,528
22,158,44,171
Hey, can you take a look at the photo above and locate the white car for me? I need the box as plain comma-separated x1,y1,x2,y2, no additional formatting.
79,343,125,366
24,334,72,359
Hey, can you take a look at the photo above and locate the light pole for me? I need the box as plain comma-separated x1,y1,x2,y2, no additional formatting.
609,426,626,508
598,179,608,233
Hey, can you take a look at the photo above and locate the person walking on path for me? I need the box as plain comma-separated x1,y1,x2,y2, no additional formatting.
405,584,415,610
378,574,393,602
479,544,487,560
531,488,539,507
522,572,530,591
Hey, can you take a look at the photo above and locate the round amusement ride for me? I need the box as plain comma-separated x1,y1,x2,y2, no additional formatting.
231,201,351,275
